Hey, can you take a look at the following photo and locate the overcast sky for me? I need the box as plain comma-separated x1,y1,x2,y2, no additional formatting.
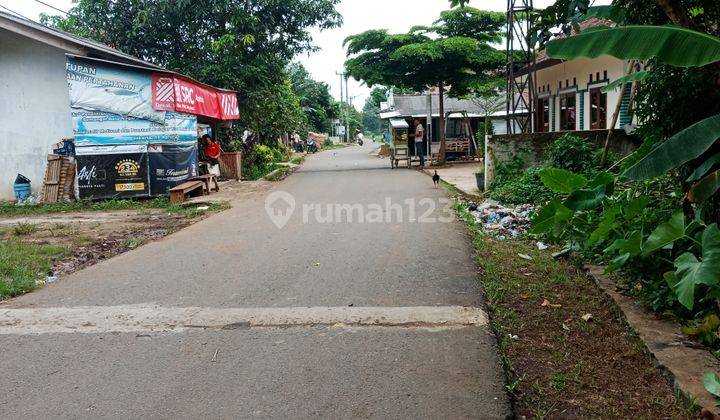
2,0,608,110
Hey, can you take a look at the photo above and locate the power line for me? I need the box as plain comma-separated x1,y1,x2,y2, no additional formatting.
33,0,70,16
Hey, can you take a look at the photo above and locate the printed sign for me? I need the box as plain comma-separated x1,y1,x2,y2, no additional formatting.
148,143,199,195
152,73,176,112
72,110,197,146
76,148,149,199
67,56,165,123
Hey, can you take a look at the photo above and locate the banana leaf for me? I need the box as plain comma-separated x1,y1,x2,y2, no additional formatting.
686,152,720,182
601,71,649,93
688,170,720,203
546,26,720,67
581,5,625,24
623,114,720,180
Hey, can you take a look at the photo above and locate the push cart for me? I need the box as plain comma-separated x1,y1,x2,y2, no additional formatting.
389,118,411,169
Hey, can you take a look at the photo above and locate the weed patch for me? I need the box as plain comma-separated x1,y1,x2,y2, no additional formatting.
0,240,67,300
452,200,695,417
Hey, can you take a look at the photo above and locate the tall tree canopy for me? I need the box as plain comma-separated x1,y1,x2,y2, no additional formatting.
41,0,342,142
344,7,505,163
362,87,389,136
288,63,340,134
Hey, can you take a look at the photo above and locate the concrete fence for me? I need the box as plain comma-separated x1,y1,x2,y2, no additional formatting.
483,130,640,190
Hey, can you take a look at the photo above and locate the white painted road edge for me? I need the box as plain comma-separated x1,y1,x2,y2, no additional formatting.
0,305,488,335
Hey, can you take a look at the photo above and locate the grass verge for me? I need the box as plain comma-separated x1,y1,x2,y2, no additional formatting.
0,240,68,300
452,199,695,418
0,197,227,218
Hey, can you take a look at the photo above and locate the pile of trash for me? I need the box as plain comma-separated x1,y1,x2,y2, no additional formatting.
467,199,535,240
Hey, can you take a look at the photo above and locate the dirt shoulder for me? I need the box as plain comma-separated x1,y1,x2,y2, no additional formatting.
0,199,229,301
453,201,695,418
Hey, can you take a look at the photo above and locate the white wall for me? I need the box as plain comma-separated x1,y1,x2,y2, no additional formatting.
533,56,628,132
0,29,73,199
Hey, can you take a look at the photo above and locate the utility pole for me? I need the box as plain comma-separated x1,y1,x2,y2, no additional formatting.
336,71,350,143
344,75,351,143
336,71,345,142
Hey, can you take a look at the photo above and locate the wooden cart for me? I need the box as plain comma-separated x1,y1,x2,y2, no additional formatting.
389,118,411,169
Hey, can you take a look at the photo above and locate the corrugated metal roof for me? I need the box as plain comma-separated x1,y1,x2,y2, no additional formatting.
388,94,485,118
0,10,163,69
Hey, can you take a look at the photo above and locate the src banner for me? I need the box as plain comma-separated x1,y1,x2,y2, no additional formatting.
76,145,150,199
151,73,239,120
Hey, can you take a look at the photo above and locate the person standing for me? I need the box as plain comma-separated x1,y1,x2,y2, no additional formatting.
413,119,425,168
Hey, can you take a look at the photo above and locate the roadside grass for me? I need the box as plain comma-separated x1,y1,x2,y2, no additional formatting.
0,197,229,218
451,199,695,418
291,156,304,165
0,240,68,300
321,141,347,150
264,166,294,182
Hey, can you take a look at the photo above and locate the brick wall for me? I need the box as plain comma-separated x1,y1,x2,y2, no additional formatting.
483,130,640,190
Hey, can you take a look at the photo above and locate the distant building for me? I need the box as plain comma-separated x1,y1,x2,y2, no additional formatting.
379,90,507,159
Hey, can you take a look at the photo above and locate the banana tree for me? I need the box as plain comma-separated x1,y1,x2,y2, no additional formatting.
545,25,720,205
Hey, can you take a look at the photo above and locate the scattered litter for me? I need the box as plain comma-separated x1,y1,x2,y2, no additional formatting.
196,206,209,211
313,262,321,267
520,293,531,300
518,253,533,261
508,334,519,340
211,348,220,362
581,313,593,322
348,303,354,307
552,248,572,259
541,298,562,308
562,323,571,331
537,242,548,250
467,199,535,238
44,275,58,284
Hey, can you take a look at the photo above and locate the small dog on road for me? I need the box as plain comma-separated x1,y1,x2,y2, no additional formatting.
432,170,440,186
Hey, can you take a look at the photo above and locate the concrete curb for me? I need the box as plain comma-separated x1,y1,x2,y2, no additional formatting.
586,264,720,413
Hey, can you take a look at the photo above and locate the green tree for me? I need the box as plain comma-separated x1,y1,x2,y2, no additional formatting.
344,7,505,163
41,0,341,142
362,87,389,136
288,62,339,134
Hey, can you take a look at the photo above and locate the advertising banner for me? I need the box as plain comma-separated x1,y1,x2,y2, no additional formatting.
72,110,197,146
173,76,220,117
76,145,150,199
151,73,239,120
218,92,240,120
67,56,165,124
148,144,199,195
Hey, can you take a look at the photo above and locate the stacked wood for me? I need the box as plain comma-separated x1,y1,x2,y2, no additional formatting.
40,155,76,203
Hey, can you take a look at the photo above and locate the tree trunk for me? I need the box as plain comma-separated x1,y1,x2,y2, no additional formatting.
438,82,446,165
601,60,636,166
656,0,692,28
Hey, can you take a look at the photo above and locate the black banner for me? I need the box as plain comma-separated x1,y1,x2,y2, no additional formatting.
148,144,199,195
77,152,149,199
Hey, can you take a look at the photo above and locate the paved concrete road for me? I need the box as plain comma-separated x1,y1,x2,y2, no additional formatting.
0,143,510,419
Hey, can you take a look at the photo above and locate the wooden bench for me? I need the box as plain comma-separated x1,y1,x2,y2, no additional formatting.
190,174,220,195
169,180,204,203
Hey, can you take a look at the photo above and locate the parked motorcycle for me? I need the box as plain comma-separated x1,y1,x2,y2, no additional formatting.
306,138,318,153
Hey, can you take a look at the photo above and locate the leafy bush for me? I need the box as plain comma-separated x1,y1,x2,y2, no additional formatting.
544,133,595,173
254,144,275,166
488,167,553,205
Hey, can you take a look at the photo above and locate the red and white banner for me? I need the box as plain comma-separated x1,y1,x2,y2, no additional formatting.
152,73,239,120
152,74,175,112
